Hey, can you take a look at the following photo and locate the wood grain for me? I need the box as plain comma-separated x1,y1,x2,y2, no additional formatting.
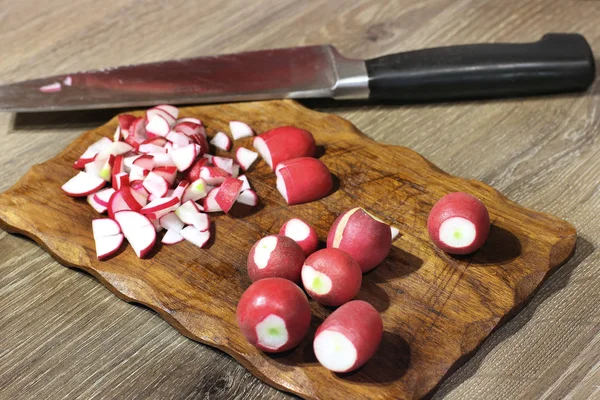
0,100,577,399
0,1,599,399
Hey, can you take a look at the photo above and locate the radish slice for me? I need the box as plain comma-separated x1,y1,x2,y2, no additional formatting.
97,141,134,159
145,114,170,137
210,132,232,151
215,177,243,213
94,188,116,207
118,114,136,138
85,156,113,181
40,82,61,93
390,226,400,240
150,218,163,233
235,147,259,171
236,189,258,207
180,225,210,248
108,188,144,219
129,165,150,182
62,172,106,197
92,218,123,260
79,137,113,161
162,229,184,245
114,211,156,258
159,212,185,232
174,121,202,137
237,175,251,191
87,193,107,213
147,107,176,127
199,166,229,186
203,188,222,212
171,144,197,171
176,201,210,232
181,178,208,203
229,121,254,140
184,157,209,182
140,196,180,220
177,117,202,125
92,218,121,238
129,117,147,143
155,104,179,119
142,172,169,199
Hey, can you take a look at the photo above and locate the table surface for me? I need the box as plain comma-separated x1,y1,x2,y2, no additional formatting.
1,1,599,399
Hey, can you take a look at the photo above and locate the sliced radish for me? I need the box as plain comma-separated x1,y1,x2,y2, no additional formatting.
170,143,197,171
93,187,116,207
129,165,150,182
177,117,202,125
62,172,106,197
390,226,400,241
253,126,316,170
152,166,177,186
181,178,208,203
87,193,107,213
140,196,180,220
129,185,148,207
113,211,156,258
132,154,155,170
92,218,123,260
237,175,251,191
124,135,141,151
141,137,168,147
199,166,229,186
159,212,184,232
280,218,318,256
230,121,254,140
173,121,202,137
73,154,97,170
114,172,130,190
78,137,113,161
236,189,258,207
145,114,170,137
175,201,210,231
85,155,113,181
111,155,125,188
162,229,184,245
123,155,139,171
142,172,169,199
150,218,163,233
155,104,179,119
215,177,243,214
63,76,73,86
210,132,232,151
92,218,121,238
180,225,210,248
172,180,190,201
275,157,332,205
235,147,259,171
203,188,222,212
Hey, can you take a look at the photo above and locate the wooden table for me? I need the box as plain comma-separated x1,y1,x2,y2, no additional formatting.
1,1,599,399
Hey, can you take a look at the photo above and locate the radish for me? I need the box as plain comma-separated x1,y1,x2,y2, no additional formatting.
155,104,179,119
152,166,177,186
275,157,332,205
114,211,156,258
129,117,147,143
184,158,209,182
327,207,391,273
174,121,203,137
129,165,150,182
92,218,123,260
150,218,164,233
162,229,184,245
427,192,490,254
159,212,184,232
145,114,170,137
170,143,197,171
139,143,166,154
77,137,113,161
114,172,130,190
113,126,122,142
73,154,97,170
97,141,134,159
93,187,116,207
313,300,383,373
132,154,155,170
215,177,243,213
140,196,180,220
108,187,144,219
229,121,254,140
237,175,251,191
203,188,222,212
172,180,190,201
175,201,210,231
279,218,318,256
236,189,258,207
111,155,125,188
151,153,175,168
212,156,235,175
301,248,362,306
85,155,114,181
142,172,169,199
63,76,73,86
177,117,202,125
199,166,229,186
390,226,400,241
181,178,208,203
87,193,107,213
253,126,316,169
247,235,305,283
166,130,191,147
235,147,258,171
62,171,106,197
118,114,136,138
180,225,210,248
141,137,168,147
236,277,311,353
210,132,232,151
147,107,176,127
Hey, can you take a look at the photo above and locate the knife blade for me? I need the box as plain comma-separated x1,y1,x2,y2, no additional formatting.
0,33,594,112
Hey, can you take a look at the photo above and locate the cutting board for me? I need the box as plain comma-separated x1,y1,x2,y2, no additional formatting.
0,100,576,400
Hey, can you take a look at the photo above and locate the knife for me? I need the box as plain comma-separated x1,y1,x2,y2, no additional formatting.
0,33,595,112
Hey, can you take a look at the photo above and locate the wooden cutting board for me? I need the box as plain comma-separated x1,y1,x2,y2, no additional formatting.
0,100,576,400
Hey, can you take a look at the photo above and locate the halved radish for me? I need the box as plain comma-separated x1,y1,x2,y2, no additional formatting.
236,278,310,353
107,188,143,219
427,192,490,255
214,177,244,213
170,143,197,171
279,218,318,256
132,154,155,170
92,218,123,260
235,147,259,171
145,114,170,137
210,132,232,151
155,104,179,119
152,166,177,186
93,187,116,207
172,180,190,201
175,201,210,231
162,229,184,245
199,166,229,186
313,300,383,373
391,226,400,241
118,114,136,138
166,130,191,147
253,126,316,169
62,172,106,197
114,172,130,190
247,235,305,283
159,212,184,232
114,210,156,258
237,175,251,191
181,178,208,203
230,121,254,140
140,196,180,220
236,189,258,207
180,225,210,248
184,157,209,182
327,207,391,273
203,188,222,212
301,248,362,306
275,157,332,205
142,172,169,199
87,193,107,213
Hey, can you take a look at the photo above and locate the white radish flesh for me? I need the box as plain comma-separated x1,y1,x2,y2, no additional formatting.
181,178,208,203
203,188,222,212
62,172,106,197
162,229,184,245
235,147,259,171
237,175,251,191
171,144,197,171
113,211,156,258
229,121,253,140
180,226,210,248
236,190,258,207
159,212,185,232
210,132,232,151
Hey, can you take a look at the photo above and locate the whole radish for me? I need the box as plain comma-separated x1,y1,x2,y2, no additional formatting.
279,218,319,256
247,235,305,283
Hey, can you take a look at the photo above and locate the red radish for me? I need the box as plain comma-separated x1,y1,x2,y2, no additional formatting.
199,166,229,186
166,130,191,147
151,153,175,168
327,207,392,273
92,218,123,260
132,154,155,170
203,188,222,212
73,154,97,170
162,229,184,245
118,114,136,137
215,177,243,213
235,147,259,171
173,121,202,136
229,121,254,140
236,277,310,353
313,300,383,373
93,187,116,207
193,135,210,156
236,189,258,207
108,188,143,219
125,135,141,151
129,186,148,207
170,143,197,171
210,132,232,151
140,196,180,220
145,114,170,137
175,201,210,231
87,193,107,213
139,143,166,154
184,158,209,182
180,225,210,248
40,82,61,93
62,172,106,197
172,180,190,201
159,212,184,232
427,192,490,255
142,172,169,199
212,156,235,175
155,104,179,119
275,157,332,205
203,154,213,164
181,178,208,203
247,235,305,283
301,248,362,306
230,164,240,178
253,126,316,169
390,226,400,241
114,211,156,258
114,172,130,190
237,175,251,191
164,141,174,153
279,218,318,256
113,126,121,142
123,155,139,170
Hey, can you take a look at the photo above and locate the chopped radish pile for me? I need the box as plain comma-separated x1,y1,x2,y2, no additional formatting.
62,105,261,259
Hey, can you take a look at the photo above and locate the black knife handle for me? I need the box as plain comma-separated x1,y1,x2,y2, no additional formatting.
365,33,596,101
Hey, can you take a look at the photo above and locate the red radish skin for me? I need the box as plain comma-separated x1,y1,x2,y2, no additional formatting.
152,166,177,186
275,157,332,205
118,114,136,137
327,207,392,273
155,104,179,119
253,126,316,169
215,177,243,213
313,300,383,373
140,196,180,220
93,188,116,207
427,192,490,255
236,278,311,353
132,154,155,170
247,235,305,283
87,193,107,213
279,218,318,256
114,172,130,190
108,188,143,219
301,248,362,306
